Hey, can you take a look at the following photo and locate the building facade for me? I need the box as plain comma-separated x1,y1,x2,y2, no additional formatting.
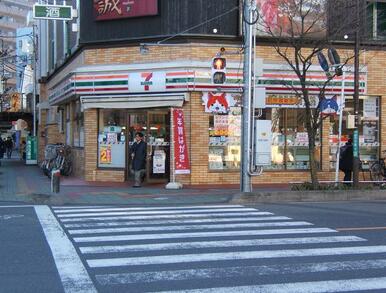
0,0,34,90
37,0,386,186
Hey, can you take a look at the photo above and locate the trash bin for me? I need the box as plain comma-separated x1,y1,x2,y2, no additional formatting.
51,169,60,193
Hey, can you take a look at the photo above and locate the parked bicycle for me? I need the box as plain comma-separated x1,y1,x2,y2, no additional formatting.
40,144,72,177
369,150,386,183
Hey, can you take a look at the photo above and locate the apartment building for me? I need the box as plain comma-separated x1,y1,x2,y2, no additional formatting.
0,0,34,89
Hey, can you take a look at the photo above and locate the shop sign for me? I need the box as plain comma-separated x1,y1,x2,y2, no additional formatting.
129,72,166,93
26,136,37,165
202,92,237,113
94,0,158,21
153,149,166,174
33,4,73,20
296,132,309,144
320,96,339,115
266,94,319,108
99,146,112,164
173,109,190,174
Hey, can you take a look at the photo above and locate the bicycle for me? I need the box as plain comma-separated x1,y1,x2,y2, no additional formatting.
369,151,386,183
40,144,73,177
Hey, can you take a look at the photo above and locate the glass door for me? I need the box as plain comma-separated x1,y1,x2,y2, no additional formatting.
146,111,170,183
127,110,170,183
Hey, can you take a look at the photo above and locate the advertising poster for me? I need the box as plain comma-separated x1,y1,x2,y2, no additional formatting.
99,145,112,164
173,109,190,174
153,149,166,174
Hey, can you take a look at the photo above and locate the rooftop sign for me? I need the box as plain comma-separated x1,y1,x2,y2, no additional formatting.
93,0,158,21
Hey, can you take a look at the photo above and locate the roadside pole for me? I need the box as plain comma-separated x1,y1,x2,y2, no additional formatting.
335,69,345,185
241,0,255,193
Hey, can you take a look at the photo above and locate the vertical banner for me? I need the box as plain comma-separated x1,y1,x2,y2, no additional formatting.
173,109,190,174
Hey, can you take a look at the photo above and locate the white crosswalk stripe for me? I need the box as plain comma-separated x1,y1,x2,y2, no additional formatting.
51,205,386,292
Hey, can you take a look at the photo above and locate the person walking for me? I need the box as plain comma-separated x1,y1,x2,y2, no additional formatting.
339,138,354,184
5,137,14,159
0,138,5,166
129,132,147,187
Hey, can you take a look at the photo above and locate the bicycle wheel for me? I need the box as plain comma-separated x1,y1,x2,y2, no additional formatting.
370,162,383,182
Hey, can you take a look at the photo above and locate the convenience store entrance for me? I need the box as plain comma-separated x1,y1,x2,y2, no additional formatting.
127,110,170,183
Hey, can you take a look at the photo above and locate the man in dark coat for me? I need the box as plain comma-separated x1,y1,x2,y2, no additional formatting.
339,138,353,183
130,132,147,187
0,138,5,166
5,137,13,159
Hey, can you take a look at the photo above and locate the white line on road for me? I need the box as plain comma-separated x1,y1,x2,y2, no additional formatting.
59,212,273,223
52,206,112,209
0,205,35,208
79,235,365,254
157,277,386,293
95,258,386,284
74,227,336,243
63,216,291,228
68,221,313,235
87,245,386,268
53,205,245,213
34,206,97,293
56,208,258,218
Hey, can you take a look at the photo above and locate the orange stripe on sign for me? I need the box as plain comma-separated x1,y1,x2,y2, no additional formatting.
166,72,193,76
75,75,128,80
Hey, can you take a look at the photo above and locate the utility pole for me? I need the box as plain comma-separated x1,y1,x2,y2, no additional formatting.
32,25,37,137
241,0,255,193
352,0,360,188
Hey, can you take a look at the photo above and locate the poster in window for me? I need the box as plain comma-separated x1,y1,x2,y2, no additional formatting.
100,146,112,164
153,149,166,174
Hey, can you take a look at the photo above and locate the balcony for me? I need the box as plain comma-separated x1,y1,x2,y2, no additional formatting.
0,3,27,19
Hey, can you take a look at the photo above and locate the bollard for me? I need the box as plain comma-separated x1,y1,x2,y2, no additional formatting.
51,169,61,193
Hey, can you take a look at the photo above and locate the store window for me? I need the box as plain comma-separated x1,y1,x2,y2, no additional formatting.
73,101,84,147
97,109,126,168
329,96,380,169
208,107,321,171
264,108,321,170
208,107,241,171
65,104,71,145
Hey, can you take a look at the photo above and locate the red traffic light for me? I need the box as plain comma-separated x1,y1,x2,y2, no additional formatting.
213,57,226,70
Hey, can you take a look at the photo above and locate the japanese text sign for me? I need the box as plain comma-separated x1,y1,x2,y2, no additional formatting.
93,0,158,21
33,4,73,20
172,109,190,174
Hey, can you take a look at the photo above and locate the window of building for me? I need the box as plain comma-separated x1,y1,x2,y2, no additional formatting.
208,107,241,171
329,96,380,170
65,104,71,145
367,1,386,40
73,101,84,147
97,109,126,168
208,106,321,172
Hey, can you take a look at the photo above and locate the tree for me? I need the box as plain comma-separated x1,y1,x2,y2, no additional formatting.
255,0,361,188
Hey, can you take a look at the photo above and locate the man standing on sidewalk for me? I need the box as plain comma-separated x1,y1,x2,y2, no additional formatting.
0,138,5,166
130,132,147,188
5,137,14,159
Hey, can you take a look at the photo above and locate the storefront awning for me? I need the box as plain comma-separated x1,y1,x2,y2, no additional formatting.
80,93,188,111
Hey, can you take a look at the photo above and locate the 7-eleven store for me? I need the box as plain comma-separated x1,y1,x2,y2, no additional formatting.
46,61,371,186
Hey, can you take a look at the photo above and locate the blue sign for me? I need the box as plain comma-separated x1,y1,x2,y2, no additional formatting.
317,52,329,73
320,96,339,115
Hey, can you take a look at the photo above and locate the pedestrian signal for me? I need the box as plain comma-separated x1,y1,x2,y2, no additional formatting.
212,57,226,84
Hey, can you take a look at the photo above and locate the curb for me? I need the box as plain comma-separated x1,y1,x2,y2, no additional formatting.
230,190,386,204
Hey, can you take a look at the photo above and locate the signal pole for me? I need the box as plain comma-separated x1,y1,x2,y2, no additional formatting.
352,0,360,187
241,0,255,193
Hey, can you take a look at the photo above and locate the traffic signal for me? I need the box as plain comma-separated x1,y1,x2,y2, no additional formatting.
212,57,226,84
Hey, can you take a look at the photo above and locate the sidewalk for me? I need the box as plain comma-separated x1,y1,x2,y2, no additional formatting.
1,156,385,206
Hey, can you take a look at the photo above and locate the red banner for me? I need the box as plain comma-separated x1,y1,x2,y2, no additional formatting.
173,109,190,174
93,0,158,21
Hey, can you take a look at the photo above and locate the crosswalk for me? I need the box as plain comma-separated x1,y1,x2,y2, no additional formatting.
50,204,386,292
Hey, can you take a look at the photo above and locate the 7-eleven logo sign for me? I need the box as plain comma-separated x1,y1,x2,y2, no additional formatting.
130,71,166,93
141,72,153,91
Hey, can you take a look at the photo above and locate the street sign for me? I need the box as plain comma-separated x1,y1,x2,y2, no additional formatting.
26,136,37,165
33,4,73,20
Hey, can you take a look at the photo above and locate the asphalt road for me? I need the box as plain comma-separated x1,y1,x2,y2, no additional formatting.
1,201,386,293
